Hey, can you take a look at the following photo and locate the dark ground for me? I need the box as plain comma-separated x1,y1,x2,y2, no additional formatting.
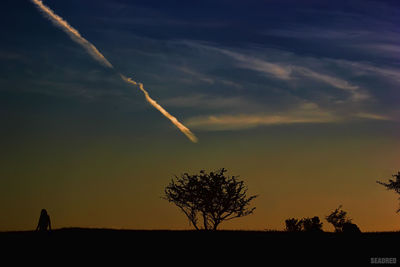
1,229,399,265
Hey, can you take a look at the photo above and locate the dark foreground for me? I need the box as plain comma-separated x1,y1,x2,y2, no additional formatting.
1,229,399,265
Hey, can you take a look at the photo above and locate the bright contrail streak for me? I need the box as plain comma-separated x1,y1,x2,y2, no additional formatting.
31,0,198,143
120,75,198,143
31,0,112,68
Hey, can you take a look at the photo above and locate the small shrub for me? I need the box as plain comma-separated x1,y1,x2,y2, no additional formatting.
285,218,302,232
302,216,323,232
285,216,323,232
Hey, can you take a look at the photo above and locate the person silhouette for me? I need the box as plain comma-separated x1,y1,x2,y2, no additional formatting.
36,209,51,232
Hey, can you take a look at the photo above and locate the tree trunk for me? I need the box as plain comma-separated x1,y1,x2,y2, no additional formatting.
212,220,220,230
202,213,209,230
192,220,199,230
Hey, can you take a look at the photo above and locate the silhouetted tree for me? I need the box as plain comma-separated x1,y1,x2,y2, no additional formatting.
285,218,302,232
377,171,400,212
301,216,323,232
342,222,361,234
164,168,257,230
325,205,352,232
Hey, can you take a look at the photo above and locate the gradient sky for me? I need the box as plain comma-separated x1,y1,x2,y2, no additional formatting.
1,0,400,231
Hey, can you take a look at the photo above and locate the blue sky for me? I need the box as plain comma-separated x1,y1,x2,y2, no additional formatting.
1,0,399,133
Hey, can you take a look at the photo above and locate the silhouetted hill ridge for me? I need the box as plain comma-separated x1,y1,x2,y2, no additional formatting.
1,229,398,265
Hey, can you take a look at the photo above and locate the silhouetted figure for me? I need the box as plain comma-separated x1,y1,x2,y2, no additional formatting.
36,209,51,232
342,222,361,234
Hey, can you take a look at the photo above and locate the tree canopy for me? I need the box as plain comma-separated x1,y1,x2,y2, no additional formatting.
325,205,352,232
164,168,257,230
377,171,400,212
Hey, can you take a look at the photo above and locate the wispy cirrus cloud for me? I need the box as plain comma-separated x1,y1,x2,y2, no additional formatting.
353,112,392,121
183,41,367,101
173,65,243,89
217,49,292,80
162,94,258,110
185,102,339,131
186,113,337,131
293,66,369,101
186,110,394,131
263,28,372,40
360,43,400,55
265,25,400,61
175,66,215,84
184,97,395,131
230,52,369,101
325,58,400,84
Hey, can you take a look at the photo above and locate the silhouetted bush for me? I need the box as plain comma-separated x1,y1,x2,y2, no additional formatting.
285,218,302,232
302,216,323,232
164,168,257,230
377,171,400,212
285,216,323,232
325,205,352,232
342,222,361,234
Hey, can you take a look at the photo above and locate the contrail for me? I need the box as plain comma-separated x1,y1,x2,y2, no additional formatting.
120,75,198,143
31,0,113,68
31,0,198,143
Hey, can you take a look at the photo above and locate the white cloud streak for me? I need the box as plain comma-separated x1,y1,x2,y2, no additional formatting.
184,42,367,101
31,0,197,143
292,66,369,101
186,110,393,131
31,0,113,68
353,112,391,121
217,49,292,80
224,49,367,100
186,103,339,131
335,60,400,83
294,67,358,91
186,113,337,131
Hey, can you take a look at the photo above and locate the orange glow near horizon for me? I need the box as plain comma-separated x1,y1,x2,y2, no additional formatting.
2,0,398,234
1,127,399,232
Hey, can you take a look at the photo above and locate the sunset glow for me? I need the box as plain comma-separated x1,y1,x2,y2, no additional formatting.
1,0,399,232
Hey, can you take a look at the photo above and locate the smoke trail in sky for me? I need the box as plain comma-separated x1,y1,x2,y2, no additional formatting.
31,0,113,68
120,75,198,143
31,0,198,143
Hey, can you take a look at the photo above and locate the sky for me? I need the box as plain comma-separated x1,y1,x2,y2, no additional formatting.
0,0,399,231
